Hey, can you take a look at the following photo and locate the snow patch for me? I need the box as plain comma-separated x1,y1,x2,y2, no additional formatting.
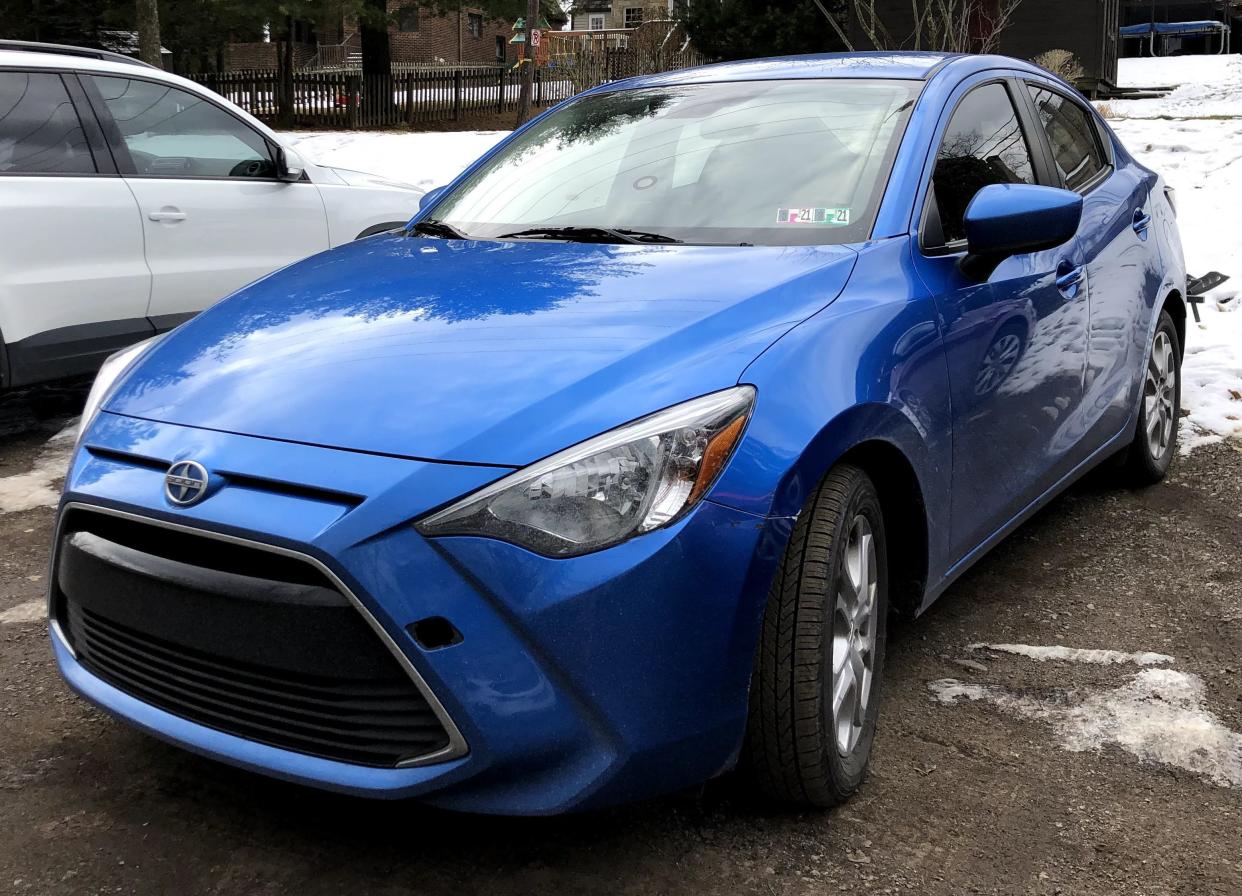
930,669,1242,789
0,600,44,626
279,130,508,193
970,643,1174,666
0,424,77,514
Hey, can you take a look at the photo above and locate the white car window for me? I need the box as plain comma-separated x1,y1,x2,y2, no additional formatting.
90,75,275,179
0,71,96,175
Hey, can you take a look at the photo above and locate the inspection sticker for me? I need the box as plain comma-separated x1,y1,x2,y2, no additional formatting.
777,207,851,226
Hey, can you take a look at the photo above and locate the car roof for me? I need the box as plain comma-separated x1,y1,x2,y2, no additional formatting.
0,47,148,75
617,52,956,88
598,51,1057,92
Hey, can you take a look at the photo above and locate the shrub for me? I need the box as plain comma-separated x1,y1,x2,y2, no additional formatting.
1032,49,1085,83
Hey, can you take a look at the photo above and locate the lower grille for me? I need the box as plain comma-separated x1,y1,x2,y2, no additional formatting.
55,509,452,768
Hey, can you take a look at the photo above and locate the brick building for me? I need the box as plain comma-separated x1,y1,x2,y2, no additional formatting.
225,4,514,71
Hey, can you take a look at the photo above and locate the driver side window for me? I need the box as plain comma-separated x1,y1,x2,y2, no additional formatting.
925,82,1035,248
89,76,275,179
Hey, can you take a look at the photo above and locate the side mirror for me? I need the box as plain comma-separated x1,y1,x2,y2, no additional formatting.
960,184,1083,281
276,146,305,183
419,185,447,212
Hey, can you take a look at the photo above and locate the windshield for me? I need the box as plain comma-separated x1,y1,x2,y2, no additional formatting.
429,79,920,247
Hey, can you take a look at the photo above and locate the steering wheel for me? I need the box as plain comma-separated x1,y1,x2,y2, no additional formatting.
229,158,268,178
127,149,156,174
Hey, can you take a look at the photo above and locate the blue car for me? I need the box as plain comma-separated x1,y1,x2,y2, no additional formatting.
53,52,1186,814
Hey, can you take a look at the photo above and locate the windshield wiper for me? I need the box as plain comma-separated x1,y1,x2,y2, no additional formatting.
495,225,682,245
409,219,470,240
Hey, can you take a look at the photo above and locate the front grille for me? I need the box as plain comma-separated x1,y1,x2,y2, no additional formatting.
55,509,452,768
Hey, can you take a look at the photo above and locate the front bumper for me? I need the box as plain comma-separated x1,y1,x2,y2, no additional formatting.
53,412,783,814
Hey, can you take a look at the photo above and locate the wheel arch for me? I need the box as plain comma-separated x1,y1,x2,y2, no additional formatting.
1161,288,1186,358
762,403,937,619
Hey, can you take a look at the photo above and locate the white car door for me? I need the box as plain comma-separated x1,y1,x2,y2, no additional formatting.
85,73,330,329
0,69,151,386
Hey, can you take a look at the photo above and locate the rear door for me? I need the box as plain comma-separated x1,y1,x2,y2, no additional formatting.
0,69,151,386
911,78,1090,560
1022,81,1153,453
84,73,330,330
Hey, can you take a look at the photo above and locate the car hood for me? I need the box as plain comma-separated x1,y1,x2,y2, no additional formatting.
316,164,423,193
105,236,857,466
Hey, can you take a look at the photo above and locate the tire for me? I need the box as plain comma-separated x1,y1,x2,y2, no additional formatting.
744,464,889,807
1123,309,1182,485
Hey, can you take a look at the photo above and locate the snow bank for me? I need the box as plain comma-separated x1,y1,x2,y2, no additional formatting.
1108,58,1242,451
969,643,1174,666
279,130,508,193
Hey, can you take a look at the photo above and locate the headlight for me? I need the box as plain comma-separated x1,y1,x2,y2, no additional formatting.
77,335,163,442
416,386,756,557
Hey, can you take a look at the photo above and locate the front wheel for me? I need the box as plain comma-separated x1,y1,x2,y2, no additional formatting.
1123,309,1182,485
744,464,888,807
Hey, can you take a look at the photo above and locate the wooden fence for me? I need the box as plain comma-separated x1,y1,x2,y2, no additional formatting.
193,67,577,129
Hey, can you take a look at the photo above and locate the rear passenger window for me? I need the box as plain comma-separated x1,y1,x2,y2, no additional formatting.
0,72,96,175
928,82,1035,246
1027,87,1106,192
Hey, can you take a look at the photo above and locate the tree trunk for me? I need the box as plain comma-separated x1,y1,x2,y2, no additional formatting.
135,0,163,69
360,0,394,118
514,0,539,127
278,17,295,128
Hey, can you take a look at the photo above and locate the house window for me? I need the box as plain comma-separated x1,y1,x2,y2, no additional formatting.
398,6,419,32
588,14,605,30
468,13,483,38
495,34,506,62
624,7,644,28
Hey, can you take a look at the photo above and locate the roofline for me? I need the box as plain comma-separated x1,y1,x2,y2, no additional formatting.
0,40,157,69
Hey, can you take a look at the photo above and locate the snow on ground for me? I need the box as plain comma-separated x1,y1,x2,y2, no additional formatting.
1108,56,1242,451
279,130,508,193
0,600,43,626
930,667,1242,788
0,424,76,514
968,643,1174,666
1114,54,1242,118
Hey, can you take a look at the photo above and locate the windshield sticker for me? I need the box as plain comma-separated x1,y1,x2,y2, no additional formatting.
777,207,851,226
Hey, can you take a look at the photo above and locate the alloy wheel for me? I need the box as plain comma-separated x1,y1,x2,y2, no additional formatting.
831,514,878,757
1144,330,1176,460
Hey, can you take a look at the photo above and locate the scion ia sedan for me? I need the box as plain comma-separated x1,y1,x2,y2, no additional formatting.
51,53,1186,815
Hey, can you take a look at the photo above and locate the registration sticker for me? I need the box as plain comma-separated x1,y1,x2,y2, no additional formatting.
776,207,851,226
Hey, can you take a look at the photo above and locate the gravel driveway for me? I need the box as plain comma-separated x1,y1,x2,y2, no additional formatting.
1,385,1239,896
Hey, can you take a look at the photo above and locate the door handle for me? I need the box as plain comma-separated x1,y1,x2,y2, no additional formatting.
1055,261,1085,296
1132,207,1152,239
148,208,187,223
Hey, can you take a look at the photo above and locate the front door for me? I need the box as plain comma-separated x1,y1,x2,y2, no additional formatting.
85,74,329,329
913,80,1089,559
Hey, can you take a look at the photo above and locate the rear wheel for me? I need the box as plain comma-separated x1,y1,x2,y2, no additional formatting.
1123,310,1182,485
744,464,888,807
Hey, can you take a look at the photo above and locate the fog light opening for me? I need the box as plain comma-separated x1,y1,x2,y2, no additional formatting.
409,616,462,650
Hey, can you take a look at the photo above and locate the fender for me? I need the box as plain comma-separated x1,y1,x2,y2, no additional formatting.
713,238,955,588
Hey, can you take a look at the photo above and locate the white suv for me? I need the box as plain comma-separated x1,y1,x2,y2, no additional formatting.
0,41,424,389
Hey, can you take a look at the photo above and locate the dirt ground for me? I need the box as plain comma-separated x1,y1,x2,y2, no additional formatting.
1,383,1239,896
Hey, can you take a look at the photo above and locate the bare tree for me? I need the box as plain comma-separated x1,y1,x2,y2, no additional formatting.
135,0,163,68
836,0,1023,54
